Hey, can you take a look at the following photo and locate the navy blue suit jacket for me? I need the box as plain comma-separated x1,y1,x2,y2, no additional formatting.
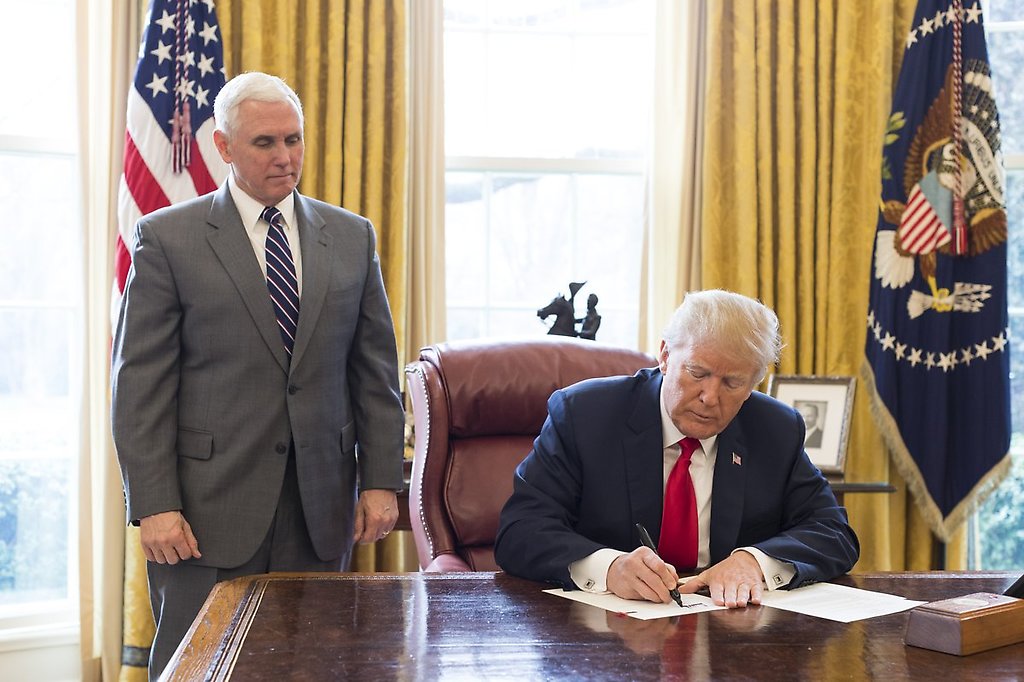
494,368,859,589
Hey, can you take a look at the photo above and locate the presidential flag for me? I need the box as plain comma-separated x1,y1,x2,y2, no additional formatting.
114,0,228,320
863,0,1009,541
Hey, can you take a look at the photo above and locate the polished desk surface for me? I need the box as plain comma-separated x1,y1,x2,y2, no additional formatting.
164,571,1021,681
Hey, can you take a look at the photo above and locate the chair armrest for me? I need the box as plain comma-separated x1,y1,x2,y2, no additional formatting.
423,553,472,572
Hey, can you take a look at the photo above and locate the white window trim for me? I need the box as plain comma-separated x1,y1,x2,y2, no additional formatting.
446,155,646,174
0,622,77,653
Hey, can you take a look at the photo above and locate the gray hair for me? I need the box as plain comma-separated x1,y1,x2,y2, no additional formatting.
662,290,784,382
213,72,304,137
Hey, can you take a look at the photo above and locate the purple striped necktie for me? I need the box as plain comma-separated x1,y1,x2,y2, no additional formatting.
261,206,299,359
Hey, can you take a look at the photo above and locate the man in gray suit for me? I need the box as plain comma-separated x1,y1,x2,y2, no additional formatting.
111,72,405,679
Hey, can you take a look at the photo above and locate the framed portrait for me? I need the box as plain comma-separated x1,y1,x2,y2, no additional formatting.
766,375,856,476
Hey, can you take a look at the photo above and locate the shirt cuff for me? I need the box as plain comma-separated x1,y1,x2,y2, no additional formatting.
569,548,628,592
734,547,795,590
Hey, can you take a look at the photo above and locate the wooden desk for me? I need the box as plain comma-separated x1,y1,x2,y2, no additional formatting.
163,571,1021,681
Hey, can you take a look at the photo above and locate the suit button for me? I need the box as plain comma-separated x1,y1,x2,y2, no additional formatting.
275,443,287,454
288,385,298,395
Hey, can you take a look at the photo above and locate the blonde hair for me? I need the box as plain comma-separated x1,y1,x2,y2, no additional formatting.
662,290,783,382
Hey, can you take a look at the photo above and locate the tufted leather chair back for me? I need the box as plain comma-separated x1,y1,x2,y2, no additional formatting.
405,337,656,571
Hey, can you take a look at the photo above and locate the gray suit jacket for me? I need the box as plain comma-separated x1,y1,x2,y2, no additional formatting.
111,184,405,568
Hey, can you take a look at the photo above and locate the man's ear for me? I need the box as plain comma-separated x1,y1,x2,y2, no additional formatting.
658,340,669,373
213,129,231,163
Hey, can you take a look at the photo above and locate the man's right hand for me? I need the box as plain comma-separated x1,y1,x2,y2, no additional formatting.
606,546,679,603
139,510,202,564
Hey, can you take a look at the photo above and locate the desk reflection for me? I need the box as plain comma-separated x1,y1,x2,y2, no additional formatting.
226,576,411,678
567,596,844,681
163,572,1023,681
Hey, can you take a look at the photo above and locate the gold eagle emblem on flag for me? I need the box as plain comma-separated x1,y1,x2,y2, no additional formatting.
873,60,1006,319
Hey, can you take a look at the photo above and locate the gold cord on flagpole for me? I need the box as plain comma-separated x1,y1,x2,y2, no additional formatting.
951,0,967,255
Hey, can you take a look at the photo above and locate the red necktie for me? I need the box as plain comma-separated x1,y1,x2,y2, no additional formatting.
659,437,700,571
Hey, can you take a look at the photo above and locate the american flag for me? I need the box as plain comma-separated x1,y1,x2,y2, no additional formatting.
114,0,228,319
899,183,953,254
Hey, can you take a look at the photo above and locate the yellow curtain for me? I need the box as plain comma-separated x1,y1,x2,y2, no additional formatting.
209,0,413,569
119,2,412,678
700,0,964,572
218,0,409,363
640,0,707,354
77,3,143,681
406,0,448,364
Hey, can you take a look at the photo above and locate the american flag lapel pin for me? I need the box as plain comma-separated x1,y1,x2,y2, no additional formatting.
732,452,742,466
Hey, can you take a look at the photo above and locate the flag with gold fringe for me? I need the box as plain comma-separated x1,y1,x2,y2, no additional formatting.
863,0,1010,542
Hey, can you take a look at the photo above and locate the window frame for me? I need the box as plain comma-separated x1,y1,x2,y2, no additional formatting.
0,78,82,649
968,4,1024,568
442,1,655,347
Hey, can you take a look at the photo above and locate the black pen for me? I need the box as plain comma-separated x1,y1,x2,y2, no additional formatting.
634,522,684,608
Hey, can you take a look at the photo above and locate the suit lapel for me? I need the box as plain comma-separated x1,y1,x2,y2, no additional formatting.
205,185,290,373
290,193,329,369
709,417,747,564
624,370,667,540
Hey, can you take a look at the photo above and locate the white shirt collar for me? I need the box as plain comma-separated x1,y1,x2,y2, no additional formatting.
225,172,297,232
658,378,718,456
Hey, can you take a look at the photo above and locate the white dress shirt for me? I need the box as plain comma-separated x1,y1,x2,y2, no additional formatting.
226,173,302,297
568,383,796,593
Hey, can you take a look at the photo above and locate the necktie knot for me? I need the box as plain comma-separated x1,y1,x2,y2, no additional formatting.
678,437,700,464
261,205,283,227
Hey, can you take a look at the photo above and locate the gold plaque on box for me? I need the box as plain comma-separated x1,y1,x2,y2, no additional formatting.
904,592,1024,656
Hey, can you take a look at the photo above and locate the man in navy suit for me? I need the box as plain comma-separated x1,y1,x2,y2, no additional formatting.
495,290,858,609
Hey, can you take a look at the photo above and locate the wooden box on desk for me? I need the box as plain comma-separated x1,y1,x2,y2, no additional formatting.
904,592,1024,656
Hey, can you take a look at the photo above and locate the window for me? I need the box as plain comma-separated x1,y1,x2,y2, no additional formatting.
972,1,1024,569
443,0,655,348
0,0,80,631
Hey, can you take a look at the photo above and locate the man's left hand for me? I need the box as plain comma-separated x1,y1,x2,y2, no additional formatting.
353,489,399,544
677,550,764,608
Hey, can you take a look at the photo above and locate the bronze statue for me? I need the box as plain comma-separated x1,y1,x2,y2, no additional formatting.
537,282,600,340
578,293,601,340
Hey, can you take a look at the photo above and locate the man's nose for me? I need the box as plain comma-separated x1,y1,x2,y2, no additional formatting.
699,380,721,405
270,143,291,164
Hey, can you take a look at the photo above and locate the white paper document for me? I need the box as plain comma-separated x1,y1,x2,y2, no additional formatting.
759,582,926,622
543,582,925,623
542,588,727,620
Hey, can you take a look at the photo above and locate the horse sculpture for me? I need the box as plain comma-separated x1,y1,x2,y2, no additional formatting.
538,281,601,339
537,295,578,337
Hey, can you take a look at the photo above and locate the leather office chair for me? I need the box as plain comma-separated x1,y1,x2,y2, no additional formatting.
405,337,656,571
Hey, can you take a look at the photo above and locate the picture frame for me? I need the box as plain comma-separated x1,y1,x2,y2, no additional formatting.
766,375,856,476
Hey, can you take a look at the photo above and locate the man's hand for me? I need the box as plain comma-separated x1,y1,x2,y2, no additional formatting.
139,510,201,564
353,489,399,544
606,547,679,603
677,550,764,608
